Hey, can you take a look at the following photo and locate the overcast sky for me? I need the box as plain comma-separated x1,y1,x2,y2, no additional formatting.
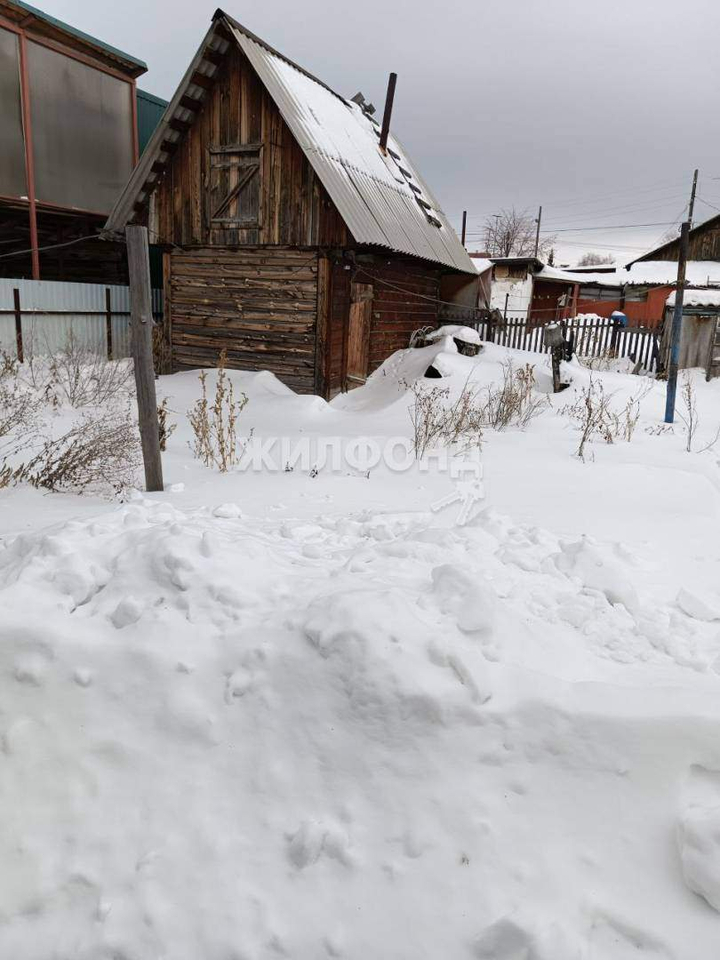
42,0,720,265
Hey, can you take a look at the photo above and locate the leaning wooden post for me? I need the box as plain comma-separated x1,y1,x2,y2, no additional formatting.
126,225,164,492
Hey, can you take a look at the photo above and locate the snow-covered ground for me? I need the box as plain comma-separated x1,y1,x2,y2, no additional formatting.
3,336,720,958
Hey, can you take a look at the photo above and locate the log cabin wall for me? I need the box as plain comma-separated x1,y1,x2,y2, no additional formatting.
168,246,319,394
362,259,441,371
150,43,348,249
324,256,441,395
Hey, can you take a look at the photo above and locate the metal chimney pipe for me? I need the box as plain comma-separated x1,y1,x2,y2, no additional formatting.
379,72,397,153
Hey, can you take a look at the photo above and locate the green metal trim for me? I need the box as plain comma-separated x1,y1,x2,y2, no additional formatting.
136,88,168,107
7,0,147,71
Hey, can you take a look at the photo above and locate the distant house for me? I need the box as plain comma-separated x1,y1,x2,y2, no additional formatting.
104,9,478,396
533,261,720,329
0,0,166,284
467,254,720,330
630,213,720,265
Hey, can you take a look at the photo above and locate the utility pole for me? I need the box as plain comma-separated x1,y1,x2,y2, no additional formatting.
533,205,542,258
126,224,164,491
461,210,467,247
664,170,698,423
688,168,698,226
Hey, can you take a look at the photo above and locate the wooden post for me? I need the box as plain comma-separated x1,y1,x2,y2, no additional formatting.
105,287,113,361
13,288,23,363
664,220,690,423
126,225,164,491
533,205,542,258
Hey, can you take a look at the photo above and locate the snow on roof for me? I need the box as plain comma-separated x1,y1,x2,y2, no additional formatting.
666,288,720,308
230,24,474,273
537,261,720,288
470,257,493,275
105,12,474,274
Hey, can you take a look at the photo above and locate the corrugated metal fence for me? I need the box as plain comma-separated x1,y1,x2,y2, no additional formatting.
477,316,660,372
0,279,163,361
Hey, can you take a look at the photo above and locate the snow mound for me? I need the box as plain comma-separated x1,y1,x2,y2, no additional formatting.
2,498,720,957
678,766,720,913
424,324,481,345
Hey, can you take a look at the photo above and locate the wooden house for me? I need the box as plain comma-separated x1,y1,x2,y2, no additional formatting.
103,9,478,397
630,213,720,266
0,0,166,284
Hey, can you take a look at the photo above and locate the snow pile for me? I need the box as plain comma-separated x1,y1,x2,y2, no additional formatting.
4,344,720,956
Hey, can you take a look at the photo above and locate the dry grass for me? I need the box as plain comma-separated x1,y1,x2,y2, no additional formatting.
188,352,248,471
562,376,652,460
23,331,133,408
157,397,176,453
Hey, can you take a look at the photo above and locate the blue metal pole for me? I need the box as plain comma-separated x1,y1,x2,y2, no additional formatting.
665,220,690,423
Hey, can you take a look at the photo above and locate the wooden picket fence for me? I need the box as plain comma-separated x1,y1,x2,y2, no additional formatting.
476,316,660,372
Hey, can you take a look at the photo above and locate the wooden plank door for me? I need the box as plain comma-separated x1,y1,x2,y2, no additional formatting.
344,281,373,389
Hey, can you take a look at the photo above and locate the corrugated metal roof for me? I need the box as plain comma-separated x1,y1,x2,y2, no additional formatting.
104,12,474,274
233,24,474,273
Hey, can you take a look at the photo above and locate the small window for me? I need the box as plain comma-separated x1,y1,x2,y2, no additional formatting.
208,143,261,226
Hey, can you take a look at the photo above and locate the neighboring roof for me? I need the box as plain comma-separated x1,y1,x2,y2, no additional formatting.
136,89,169,155
470,256,493,275
0,0,147,76
104,9,474,274
537,261,720,288
490,256,544,268
628,212,720,265
666,288,720,308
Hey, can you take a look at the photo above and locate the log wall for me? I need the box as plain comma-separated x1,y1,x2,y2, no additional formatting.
325,256,442,394
168,246,318,394
362,259,441,371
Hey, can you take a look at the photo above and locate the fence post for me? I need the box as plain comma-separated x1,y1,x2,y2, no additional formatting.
126,225,164,493
105,287,113,361
13,288,23,362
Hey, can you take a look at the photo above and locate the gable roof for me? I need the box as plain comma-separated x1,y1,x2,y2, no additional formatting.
103,9,475,274
627,212,720,266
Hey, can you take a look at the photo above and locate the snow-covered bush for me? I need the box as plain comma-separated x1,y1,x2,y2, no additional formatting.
19,407,140,494
0,342,140,494
23,330,133,408
407,379,484,458
562,375,652,459
481,360,548,430
188,353,248,471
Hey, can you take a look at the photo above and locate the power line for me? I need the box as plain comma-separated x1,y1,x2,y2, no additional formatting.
0,233,101,261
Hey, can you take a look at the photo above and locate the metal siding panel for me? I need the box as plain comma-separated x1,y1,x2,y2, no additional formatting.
0,278,162,359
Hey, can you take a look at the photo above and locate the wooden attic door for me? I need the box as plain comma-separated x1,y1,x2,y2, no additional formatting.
208,143,261,234
345,281,374,388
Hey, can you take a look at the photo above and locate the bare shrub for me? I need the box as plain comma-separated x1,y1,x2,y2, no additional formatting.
157,397,176,452
482,360,548,430
188,353,248,471
0,350,19,380
19,408,140,494
407,360,547,458
609,381,653,442
562,375,615,460
22,331,133,407
406,378,485,459
678,373,699,453
407,381,452,457
562,376,651,459
0,380,42,486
